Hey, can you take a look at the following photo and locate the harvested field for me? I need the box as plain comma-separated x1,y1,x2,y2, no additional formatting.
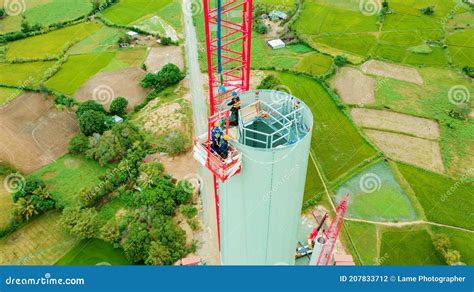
155,151,198,180
364,129,444,174
361,60,424,85
0,212,76,265
74,68,148,112
351,109,440,140
0,92,79,174
330,67,376,105
144,46,184,73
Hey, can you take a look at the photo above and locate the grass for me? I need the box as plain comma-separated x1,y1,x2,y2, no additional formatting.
0,0,93,34
0,211,76,265
31,154,110,208
0,61,54,86
0,87,21,106
5,22,102,61
44,51,116,94
336,162,416,221
103,0,173,25
100,47,148,72
69,26,122,54
56,238,129,266
380,226,445,265
397,163,474,231
277,72,377,182
303,157,325,203
431,226,474,265
0,175,15,229
345,221,378,265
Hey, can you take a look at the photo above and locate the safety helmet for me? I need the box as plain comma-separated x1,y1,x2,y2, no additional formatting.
214,121,219,127
224,135,230,140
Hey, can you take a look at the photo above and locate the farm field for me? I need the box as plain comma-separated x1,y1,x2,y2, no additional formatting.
0,61,54,86
431,226,474,265
344,221,378,265
0,0,93,34
56,239,129,266
0,175,14,229
0,212,76,265
0,87,20,106
277,72,377,182
5,22,102,61
103,0,173,26
31,154,110,208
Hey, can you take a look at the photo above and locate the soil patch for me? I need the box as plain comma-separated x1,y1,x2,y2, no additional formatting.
74,68,148,112
361,60,424,85
0,92,79,174
364,129,444,173
351,108,440,140
144,46,184,73
155,151,198,181
330,67,376,105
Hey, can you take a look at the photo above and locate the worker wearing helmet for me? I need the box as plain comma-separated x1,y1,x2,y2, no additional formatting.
211,122,223,153
219,135,230,159
228,92,241,126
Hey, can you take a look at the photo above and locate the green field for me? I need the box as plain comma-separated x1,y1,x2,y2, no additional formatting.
0,61,54,86
277,72,377,182
0,175,14,229
44,52,116,94
100,47,148,72
303,157,325,203
5,22,102,61
0,87,21,106
380,227,445,265
431,226,474,265
69,26,122,55
103,0,173,25
336,163,416,221
31,155,110,208
345,221,378,265
0,0,93,34
397,163,474,230
56,239,129,266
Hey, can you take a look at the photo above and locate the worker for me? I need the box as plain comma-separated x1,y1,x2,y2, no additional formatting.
228,92,241,126
219,135,230,159
211,122,223,153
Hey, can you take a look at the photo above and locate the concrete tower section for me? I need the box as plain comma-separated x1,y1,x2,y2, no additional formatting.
219,90,313,265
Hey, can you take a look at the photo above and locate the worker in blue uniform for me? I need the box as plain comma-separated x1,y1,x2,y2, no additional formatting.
219,135,230,159
211,122,223,153
228,92,241,126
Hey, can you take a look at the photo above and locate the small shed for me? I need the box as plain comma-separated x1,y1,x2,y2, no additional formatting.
267,39,285,50
126,31,139,39
269,10,288,21
112,115,124,124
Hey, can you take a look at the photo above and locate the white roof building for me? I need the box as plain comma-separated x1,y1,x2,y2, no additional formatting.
127,31,139,39
267,39,285,50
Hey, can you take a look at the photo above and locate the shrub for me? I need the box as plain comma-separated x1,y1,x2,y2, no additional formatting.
257,74,281,89
54,94,75,108
61,207,100,239
0,8,6,19
140,63,183,89
334,55,349,67
180,205,197,219
449,103,470,120
160,37,172,46
100,218,121,244
69,133,90,154
159,131,190,156
79,110,107,136
462,66,474,78
421,6,435,15
256,23,268,34
110,96,128,117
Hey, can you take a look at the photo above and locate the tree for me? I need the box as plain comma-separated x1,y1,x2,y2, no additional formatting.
15,198,38,221
123,221,150,263
0,8,7,19
76,100,106,118
20,19,31,33
445,250,461,265
256,23,268,34
61,208,99,239
140,64,183,89
100,219,121,244
110,97,128,117
146,241,172,265
69,133,90,154
334,55,349,67
160,37,172,46
160,131,190,156
86,131,122,165
421,6,435,15
79,110,107,136
462,66,474,78
257,75,281,89
433,233,451,253
180,205,197,219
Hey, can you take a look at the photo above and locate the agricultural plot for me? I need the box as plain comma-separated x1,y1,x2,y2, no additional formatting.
44,52,116,95
0,212,76,265
5,22,102,61
380,226,445,265
431,226,474,265
336,162,417,221
397,163,474,231
145,46,184,73
0,61,54,87
303,156,325,203
344,221,378,265
0,87,21,106
56,239,129,266
102,0,172,26
31,154,110,208
0,175,14,229
0,0,93,34
447,29,474,67
277,72,377,182
0,92,78,174
69,26,122,55
330,67,376,105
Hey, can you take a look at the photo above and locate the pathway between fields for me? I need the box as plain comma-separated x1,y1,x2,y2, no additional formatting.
345,217,474,233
